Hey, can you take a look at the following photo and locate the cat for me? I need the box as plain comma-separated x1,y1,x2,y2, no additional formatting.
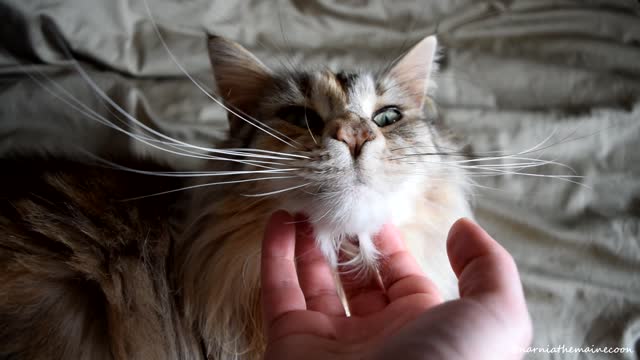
0,34,471,360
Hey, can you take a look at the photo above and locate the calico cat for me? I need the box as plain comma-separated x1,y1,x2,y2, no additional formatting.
0,35,471,359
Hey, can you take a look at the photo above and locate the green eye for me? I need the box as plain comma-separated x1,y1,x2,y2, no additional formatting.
372,107,402,127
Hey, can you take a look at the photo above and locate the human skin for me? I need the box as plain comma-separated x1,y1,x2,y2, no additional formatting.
260,211,532,360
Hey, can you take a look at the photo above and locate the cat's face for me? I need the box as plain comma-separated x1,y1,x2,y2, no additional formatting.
209,36,445,266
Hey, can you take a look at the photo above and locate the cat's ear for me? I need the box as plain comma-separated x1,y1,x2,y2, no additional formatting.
386,35,438,108
207,36,272,135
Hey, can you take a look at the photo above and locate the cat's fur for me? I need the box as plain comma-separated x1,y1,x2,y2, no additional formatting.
0,35,471,359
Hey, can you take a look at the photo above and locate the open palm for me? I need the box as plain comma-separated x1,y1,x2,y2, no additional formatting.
261,211,532,360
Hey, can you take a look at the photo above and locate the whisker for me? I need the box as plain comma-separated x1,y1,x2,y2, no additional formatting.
304,103,318,145
121,176,298,201
44,28,303,162
141,0,303,150
241,183,310,197
309,207,333,224
404,163,587,187
275,6,299,75
223,148,310,160
86,154,299,178
21,66,300,169
391,128,558,160
390,127,565,161
396,156,576,174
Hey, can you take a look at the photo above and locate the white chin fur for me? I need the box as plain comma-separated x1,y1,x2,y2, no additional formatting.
287,184,394,272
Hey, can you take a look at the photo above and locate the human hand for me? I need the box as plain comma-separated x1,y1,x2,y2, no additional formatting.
260,211,532,360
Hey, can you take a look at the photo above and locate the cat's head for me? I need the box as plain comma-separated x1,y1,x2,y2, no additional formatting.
208,35,451,267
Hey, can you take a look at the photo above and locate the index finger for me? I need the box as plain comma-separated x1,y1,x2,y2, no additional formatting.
261,210,306,328
377,223,443,305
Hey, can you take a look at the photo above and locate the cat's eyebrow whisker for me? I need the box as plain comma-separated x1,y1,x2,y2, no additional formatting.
17,70,259,167
47,28,302,158
141,0,303,150
68,55,303,157
121,176,298,201
240,183,310,198
21,65,305,168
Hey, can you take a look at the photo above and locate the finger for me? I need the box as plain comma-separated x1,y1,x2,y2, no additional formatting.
447,218,530,320
376,223,442,305
261,210,306,331
338,240,388,316
294,217,345,316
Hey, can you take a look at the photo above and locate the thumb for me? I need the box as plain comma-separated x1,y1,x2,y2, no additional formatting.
446,218,531,334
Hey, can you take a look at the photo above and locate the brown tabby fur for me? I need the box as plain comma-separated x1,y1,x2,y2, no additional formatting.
0,158,199,359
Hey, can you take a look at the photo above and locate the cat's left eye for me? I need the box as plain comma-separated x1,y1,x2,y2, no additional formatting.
372,107,402,127
276,106,324,133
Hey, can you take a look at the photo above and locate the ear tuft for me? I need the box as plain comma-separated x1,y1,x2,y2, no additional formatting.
387,35,438,108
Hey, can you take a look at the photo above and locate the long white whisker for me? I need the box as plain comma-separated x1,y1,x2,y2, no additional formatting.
87,155,299,177
427,163,586,186
391,127,560,159
46,31,300,161
241,183,310,197
309,207,333,223
122,176,298,201
24,66,299,169
395,155,576,175
221,148,310,160
406,156,576,174
141,0,303,150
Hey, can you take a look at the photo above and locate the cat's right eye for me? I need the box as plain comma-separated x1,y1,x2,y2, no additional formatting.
276,106,324,133
372,106,403,127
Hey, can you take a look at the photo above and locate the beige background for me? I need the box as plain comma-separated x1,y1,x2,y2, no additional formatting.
1,0,639,358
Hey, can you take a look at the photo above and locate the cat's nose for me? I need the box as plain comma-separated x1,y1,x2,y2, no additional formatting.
332,122,376,158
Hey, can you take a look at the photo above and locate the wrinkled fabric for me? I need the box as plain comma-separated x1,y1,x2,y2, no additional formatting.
1,0,639,359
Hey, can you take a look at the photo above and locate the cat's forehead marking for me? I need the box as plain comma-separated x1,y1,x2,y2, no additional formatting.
309,71,376,119
346,73,376,117
309,70,347,117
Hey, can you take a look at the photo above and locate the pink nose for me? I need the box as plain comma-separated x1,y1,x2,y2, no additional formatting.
332,122,376,158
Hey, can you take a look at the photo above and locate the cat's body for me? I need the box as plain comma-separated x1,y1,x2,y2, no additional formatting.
0,35,471,359
0,158,194,359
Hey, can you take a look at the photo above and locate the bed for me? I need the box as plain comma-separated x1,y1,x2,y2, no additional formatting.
1,0,639,358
